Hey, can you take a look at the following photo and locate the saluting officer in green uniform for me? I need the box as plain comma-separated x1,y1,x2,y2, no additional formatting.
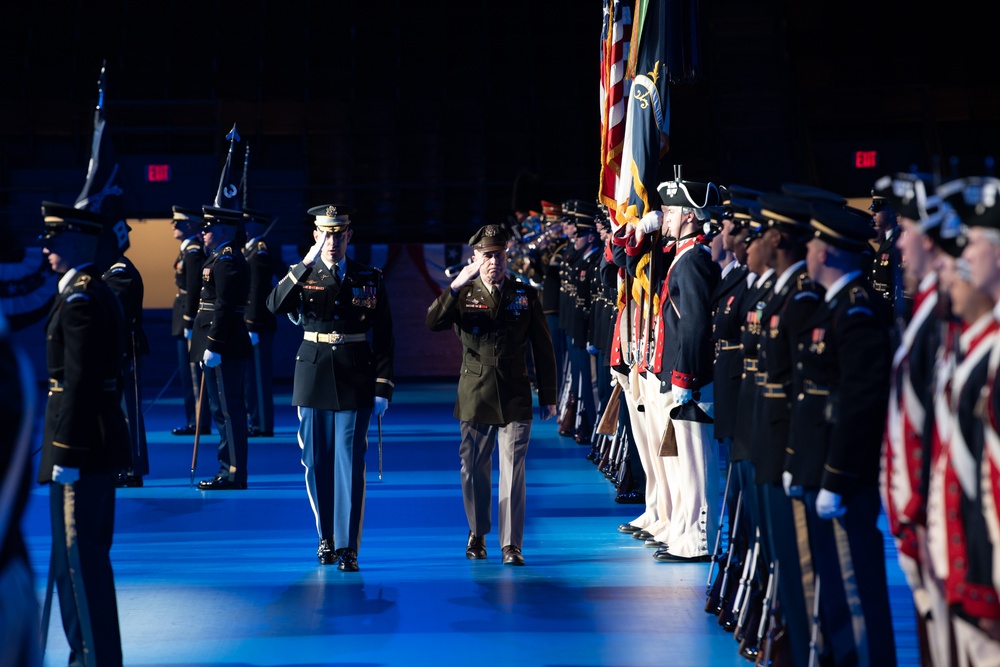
426,223,558,566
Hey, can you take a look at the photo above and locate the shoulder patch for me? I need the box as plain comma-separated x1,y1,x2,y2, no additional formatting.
66,292,91,303
793,291,819,301
185,246,202,254
846,306,873,317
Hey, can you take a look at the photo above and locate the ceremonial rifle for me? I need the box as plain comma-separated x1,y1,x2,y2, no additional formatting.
710,490,742,616
807,575,821,667
706,461,734,594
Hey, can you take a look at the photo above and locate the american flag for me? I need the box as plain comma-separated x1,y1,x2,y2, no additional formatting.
615,0,671,227
599,0,632,226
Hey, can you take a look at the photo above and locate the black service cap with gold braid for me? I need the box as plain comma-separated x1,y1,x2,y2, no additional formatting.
757,193,813,236
809,201,877,252
172,205,204,225
308,204,355,233
39,201,108,240
468,224,510,251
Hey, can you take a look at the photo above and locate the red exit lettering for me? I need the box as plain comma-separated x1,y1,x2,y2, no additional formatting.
146,164,171,182
854,151,877,169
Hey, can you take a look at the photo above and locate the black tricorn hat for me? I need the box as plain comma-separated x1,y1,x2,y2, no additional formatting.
944,176,1000,231
657,178,720,210
669,400,714,424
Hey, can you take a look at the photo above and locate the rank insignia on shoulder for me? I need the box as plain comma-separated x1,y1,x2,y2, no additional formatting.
848,286,870,304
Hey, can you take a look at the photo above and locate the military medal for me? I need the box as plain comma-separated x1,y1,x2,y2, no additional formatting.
811,327,826,354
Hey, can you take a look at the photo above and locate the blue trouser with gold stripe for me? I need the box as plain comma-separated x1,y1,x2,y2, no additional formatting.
298,406,372,553
802,484,896,667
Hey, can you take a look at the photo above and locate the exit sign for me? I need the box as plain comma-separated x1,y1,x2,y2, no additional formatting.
146,164,172,182
854,151,877,169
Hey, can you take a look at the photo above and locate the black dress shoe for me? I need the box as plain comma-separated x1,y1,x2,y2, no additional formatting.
617,523,641,534
502,545,525,566
197,476,247,490
336,549,359,572
615,491,645,504
644,537,666,548
653,551,712,563
317,538,335,565
172,424,211,436
115,472,144,488
633,530,653,541
466,531,487,559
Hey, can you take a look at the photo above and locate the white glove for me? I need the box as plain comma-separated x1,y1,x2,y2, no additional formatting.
202,349,223,368
52,465,80,485
671,384,693,405
249,331,260,346
816,488,846,519
635,210,663,242
303,231,329,266
586,343,599,355
782,471,802,497
184,328,193,340
374,396,389,418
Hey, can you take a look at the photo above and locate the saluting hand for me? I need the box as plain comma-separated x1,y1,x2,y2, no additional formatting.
303,231,329,267
450,255,483,292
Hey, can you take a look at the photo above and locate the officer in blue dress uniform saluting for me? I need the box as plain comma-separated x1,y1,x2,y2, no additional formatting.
267,204,394,572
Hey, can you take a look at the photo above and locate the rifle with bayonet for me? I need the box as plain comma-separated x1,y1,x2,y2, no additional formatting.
709,490,742,615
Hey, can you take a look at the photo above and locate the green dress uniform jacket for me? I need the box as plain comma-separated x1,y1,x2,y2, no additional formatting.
426,276,558,424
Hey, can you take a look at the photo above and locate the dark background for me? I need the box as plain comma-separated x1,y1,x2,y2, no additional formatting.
2,0,998,252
